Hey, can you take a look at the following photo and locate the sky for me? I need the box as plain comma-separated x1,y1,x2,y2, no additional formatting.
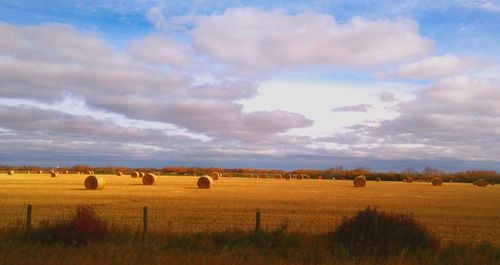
0,0,499,171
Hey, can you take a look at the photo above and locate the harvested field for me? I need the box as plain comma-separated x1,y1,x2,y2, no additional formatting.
0,173,498,245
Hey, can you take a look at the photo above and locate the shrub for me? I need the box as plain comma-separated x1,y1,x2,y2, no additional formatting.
35,205,108,244
331,207,439,257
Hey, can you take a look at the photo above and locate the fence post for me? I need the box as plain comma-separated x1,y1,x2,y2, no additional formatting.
255,210,261,236
143,206,148,242
26,204,32,235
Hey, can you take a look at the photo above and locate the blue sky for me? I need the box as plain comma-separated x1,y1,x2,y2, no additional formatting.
0,1,499,171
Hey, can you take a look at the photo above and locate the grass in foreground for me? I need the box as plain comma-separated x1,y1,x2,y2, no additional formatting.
0,207,498,265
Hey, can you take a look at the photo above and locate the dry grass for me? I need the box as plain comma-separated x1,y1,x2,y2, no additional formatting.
0,174,498,245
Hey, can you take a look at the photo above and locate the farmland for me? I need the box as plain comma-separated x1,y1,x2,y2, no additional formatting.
1,173,498,246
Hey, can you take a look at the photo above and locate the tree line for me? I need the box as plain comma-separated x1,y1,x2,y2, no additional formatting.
1,165,497,183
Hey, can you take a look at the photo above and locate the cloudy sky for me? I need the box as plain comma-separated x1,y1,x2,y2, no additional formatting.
0,0,499,171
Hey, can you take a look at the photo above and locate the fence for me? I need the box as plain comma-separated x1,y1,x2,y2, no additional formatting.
23,204,264,242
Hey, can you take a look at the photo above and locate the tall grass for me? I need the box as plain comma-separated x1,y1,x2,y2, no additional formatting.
0,206,497,265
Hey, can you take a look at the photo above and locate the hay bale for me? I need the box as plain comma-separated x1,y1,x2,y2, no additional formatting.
432,178,443,186
142,173,156,185
50,171,57,178
375,177,381,182
7,170,14,175
87,170,92,175
403,178,414,183
284,174,291,180
476,179,489,187
131,171,139,178
38,170,43,174
275,174,283,179
353,175,367,188
65,170,69,174
297,174,303,180
84,175,105,190
139,172,145,178
197,175,213,189
210,172,220,181
116,172,123,176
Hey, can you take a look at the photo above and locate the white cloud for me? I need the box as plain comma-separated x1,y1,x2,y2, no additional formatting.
128,35,192,67
332,104,372,112
379,91,397,102
384,53,486,79
366,76,500,161
0,23,312,142
191,8,433,73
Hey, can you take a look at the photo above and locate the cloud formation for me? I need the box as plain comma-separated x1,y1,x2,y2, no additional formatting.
128,35,192,67
367,77,500,161
332,104,372,112
191,8,433,73
0,23,312,142
384,53,486,79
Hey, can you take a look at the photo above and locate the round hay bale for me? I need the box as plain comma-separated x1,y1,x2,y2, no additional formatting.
476,178,488,187
432,178,443,186
50,171,57,178
331,177,335,180
142,173,156,185
7,170,14,175
353,175,367,188
87,170,92,175
131,171,139,178
276,174,283,179
38,170,43,174
210,172,220,181
197,175,213,189
84,175,105,190
116,172,123,176
297,174,303,180
284,174,291,180
139,172,145,178
375,177,381,182
65,170,69,174
403,178,414,183
259,174,267,179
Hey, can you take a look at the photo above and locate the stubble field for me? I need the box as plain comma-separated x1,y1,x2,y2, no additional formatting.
0,173,499,245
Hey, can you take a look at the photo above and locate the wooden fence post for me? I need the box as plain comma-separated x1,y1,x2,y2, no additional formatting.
143,206,148,242
255,210,261,236
26,204,32,235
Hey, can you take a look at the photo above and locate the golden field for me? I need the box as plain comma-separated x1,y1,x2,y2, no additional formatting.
0,173,499,245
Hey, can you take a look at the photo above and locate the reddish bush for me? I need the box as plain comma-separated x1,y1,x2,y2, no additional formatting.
332,207,439,257
37,205,108,244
